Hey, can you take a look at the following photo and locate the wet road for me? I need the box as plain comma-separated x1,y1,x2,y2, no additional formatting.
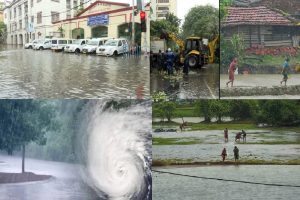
151,64,219,99
153,165,300,200
0,45,149,99
153,130,300,162
0,155,100,200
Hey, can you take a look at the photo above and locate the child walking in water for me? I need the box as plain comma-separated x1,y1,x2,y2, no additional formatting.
226,58,238,87
280,58,290,86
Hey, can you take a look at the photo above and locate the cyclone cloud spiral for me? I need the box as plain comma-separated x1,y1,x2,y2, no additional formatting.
78,100,152,200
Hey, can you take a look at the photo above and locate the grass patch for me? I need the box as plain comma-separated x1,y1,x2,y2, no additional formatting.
189,122,257,131
153,137,203,145
240,141,300,145
246,54,300,67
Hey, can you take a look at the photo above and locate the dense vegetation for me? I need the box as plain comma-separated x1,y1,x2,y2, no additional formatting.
153,100,300,126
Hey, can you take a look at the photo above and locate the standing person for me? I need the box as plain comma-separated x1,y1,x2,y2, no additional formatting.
280,58,290,86
226,58,238,87
157,50,164,74
221,148,227,162
174,49,181,74
183,55,189,75
233,146,239,162
224,128,228,143
166,48,175,75
242,130,246,143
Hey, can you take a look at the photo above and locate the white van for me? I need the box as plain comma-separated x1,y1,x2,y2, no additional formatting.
82,38,110,54
33,39,52,50
64,39,89,53
51,38,73,51
24,39,42,49
96,38,129,56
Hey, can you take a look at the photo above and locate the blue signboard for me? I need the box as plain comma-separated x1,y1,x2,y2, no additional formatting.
87,14,109,26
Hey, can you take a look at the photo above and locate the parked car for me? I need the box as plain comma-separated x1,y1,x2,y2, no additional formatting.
96,38,129,56
33,39,52,50
24,39,41,49
51,38,73,51
82,38,110,54
64,39,89,53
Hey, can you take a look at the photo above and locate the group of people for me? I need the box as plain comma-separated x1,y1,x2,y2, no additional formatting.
221,146,239,162
150,48,189,75
224,128,247,143
226,57,291,87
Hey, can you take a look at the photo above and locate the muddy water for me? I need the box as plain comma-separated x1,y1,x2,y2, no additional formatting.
151,64,219,99
0,45,149,99
153,165,300,200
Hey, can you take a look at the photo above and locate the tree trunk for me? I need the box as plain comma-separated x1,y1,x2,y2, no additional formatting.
22,144,25,173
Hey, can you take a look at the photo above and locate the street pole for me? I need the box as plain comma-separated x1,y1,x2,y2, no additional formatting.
132,0,135,47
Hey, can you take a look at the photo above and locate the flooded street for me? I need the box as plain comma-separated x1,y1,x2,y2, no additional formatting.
153,165,300,200
0,45,149,99
220,74,300,99
0,154,100,200
153,130,300,162
151,64,219,99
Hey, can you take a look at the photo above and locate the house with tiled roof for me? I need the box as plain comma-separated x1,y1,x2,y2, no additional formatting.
222,5,300,48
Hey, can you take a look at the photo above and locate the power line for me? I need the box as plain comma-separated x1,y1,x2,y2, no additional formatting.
153,170,300,188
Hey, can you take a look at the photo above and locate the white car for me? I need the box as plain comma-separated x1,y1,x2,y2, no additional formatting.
24,40,41,49
96,38,129,56
64,39,89,53
82,38,110,54
33,39,52,50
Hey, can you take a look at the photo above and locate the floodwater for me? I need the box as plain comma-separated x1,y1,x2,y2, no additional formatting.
0,154,100,200
153,130,300,162
0,45,149,99
151,64,219,99
153,165,300,200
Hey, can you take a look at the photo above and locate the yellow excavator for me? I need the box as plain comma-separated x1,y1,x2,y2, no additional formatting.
161,30,219,68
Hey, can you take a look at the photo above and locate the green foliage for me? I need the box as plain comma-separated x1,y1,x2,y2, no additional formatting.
153,101,176,122
229,100,257,121
151,13,181,38
255,100,299,126
221,34,245,70
220,0,233,21
182,5,219,38
0,21,7,44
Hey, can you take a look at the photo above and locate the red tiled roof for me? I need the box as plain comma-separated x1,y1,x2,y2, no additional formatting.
223,6,294,26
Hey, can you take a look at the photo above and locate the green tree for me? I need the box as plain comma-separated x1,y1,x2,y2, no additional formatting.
155,101,176,122
229,100,257,121
151,13,181,38
0,21,7,43
195,100,212,122
0,100,58,173
220,0,233,21
210,101,230,123
255,100,299,126
182,5,219,38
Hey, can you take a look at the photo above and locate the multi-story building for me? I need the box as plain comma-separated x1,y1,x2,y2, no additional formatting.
150,0,177,20
4,0,96,44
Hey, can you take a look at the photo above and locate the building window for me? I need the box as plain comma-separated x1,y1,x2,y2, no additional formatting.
157,7,169,11
66,13,71,19
18,5,22,16
51,0,60,2
51,12,60,23
31,0,33,7
37,0,42,3
158,0,169,3
31,16,34,23
37,12,42,24
14,8,16,18
25,3,28,14
19,19,22,30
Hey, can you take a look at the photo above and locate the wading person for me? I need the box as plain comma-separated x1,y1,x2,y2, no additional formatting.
233,146,239,162
226,58,238,87
221,147,227,162
183,55,189,75
157,50,164,74
224,128,229,143
242,130,246,143
280,58,290,86
165,48,175,75
174,49,181,74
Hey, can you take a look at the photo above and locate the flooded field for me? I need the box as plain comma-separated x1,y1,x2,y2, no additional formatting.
153,165,300,200
0,45,149,99
151,64,219,99
153,130,300,162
